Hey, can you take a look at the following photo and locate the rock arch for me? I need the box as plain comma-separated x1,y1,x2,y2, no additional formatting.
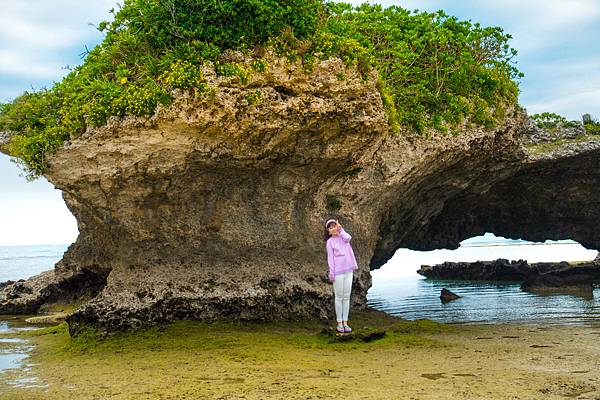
1,56,599,334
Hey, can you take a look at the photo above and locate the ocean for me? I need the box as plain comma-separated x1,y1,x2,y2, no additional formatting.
368,233,600,326
0,235,598,325
0,245,69,282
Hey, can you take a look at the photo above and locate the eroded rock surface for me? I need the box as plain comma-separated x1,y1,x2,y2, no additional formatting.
0,266,107,315
1,54,599,335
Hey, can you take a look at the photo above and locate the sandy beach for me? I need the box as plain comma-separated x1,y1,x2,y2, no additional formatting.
0,308,599,399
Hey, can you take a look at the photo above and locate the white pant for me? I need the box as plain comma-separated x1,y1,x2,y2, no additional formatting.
333,271,353,322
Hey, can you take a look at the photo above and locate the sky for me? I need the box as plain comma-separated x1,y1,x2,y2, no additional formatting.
0,0,599,246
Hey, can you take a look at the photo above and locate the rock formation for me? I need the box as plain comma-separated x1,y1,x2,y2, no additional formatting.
418,259,600,293
418,259,532,281
440,288,460,303
1,53,599,335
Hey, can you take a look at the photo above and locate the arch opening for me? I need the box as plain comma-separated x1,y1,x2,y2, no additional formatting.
367,232,600,325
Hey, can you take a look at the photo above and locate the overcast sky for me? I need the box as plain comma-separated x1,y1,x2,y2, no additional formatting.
1,0,599,245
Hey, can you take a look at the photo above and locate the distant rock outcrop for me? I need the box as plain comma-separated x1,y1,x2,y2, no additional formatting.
418,259,531,281
418,258,600,293
1,53,599,335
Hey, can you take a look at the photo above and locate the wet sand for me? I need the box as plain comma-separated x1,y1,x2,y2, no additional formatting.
0,308,599,399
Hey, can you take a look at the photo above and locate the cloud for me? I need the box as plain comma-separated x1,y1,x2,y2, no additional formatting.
525,88,600,120
517,54,600,119
0,0,116,99
0,154,78,246
0,49,66,79
0,1,116,245
493,0,600,28
352,1,600,54
0,14,82,50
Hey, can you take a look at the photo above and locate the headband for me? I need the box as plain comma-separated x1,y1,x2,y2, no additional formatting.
325,219,337,227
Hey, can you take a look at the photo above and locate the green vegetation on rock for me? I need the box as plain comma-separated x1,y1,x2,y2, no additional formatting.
583,114,600,135
531,111,600,135
325,194,342,211
524,132,598,156
0,0,522,179
530,112,579,129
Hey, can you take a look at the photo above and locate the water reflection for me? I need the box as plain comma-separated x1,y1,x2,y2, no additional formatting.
368,276,600,325
0,317,46,388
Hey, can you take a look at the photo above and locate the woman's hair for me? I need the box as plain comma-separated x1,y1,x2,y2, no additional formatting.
323,219,338,242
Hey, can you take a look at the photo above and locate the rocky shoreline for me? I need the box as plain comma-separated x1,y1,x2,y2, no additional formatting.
418,258,600,293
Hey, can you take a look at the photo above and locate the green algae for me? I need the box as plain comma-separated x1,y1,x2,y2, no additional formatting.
38,298,92,315
5,311,596,399
0,310,454,398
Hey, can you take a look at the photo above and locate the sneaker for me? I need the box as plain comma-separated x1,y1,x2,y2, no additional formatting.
343,324,352,333
336,324,345,333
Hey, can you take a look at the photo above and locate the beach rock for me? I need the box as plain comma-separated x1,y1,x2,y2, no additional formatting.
440,288,460,303
520,263,600,293
0,268,107,314
520,121,586,145
319,327,386,343
419,258,600,294
1,52,599,334
25,312,68,325
418,259,531,281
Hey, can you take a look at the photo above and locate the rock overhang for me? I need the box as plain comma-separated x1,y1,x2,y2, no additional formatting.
0,56,599,334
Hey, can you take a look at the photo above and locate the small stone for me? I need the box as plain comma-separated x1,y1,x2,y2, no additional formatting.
440,288,460,303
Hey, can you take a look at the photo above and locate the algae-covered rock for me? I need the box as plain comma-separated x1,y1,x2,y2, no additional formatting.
440,288,460,303
25,313,68,325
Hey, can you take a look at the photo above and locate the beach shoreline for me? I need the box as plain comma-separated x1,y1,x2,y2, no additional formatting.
0,307,599,399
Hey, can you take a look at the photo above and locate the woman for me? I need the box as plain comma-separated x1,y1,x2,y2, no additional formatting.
324,219,358,333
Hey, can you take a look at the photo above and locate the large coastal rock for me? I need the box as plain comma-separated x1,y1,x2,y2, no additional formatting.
418,259,600,293
1,54,599,335
519,261,600,294
418,259,532,281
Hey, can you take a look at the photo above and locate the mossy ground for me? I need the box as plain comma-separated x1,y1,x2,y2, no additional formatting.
0,309,450,399
1,308,599,399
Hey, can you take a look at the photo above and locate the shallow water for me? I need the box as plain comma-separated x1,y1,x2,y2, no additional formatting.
367,235,600,326
367,277,600,326
0,245,66,379
0,352,29,374
0,317,46,388
0,320,35,375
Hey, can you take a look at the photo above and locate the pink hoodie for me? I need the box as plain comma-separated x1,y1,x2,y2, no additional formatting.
326,226,358,281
